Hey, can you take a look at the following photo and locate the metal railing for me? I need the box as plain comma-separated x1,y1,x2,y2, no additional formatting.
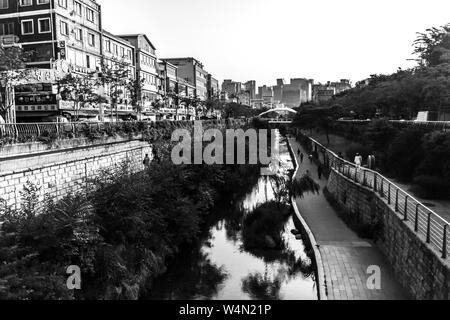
305,135,449,260
0,119,251,144
336,119,450,130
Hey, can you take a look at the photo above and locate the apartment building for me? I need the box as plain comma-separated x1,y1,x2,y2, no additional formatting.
207,74,219,100
244,80,256,100
119,34,159,114
312,80,351,103
0,0,104,120
157,60,178,107
270,78,313,108
102,30,136,117
162,57,209,101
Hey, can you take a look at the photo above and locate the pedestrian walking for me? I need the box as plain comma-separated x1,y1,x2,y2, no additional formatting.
368,153,376,170
354,153,362,168
143,154,151,168
300,153,304,163
306,170,311,177
309,154,313,164
317,165,323,180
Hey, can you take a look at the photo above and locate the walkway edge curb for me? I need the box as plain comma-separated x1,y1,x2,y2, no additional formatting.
287,137,328,301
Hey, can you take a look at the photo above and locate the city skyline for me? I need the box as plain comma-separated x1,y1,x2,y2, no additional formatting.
98,0,450,86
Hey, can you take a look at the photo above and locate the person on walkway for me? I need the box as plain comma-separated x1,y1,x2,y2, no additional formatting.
309,154,313,164
143,154,151,168
306,170,311,177
368,153,376,170
300,152,304,163
317,165,323,180
354,153,363,171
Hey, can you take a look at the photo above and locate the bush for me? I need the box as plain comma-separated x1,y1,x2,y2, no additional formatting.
412,175,450,199
386,127,427,181
242,202,291,250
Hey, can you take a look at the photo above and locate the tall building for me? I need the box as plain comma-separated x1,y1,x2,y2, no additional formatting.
119,34,159,114
244,80,256,100
270,78,313,108
101,30,136,117
207,74,220,100
162,57,209,101
222,79,240,97
257,85,274,108
312,80,352,103
0,0,104,120
272,79,285,103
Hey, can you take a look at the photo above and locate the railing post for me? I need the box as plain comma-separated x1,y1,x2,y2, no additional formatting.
426,213,432,244
442,225,447,259
395,189,399,212
404,196,409,221
35,124,41,137
415,204,420,232
388,184,391,205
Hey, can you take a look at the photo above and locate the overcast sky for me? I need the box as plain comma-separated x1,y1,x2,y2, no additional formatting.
98,0,450,87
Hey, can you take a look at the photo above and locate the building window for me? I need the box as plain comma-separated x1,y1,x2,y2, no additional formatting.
88,33,95,47
37,0,50,4
104,39,111,52
38,18,50,33
86,55,91,69
113,43,118,55
127,49,131,59
0,0,9,9
60,21,68,36
58,0,67,8
0,22,14,35
74,1,82,16
86,8,94,22
74,28,82,41
19,0,32,6
21,19,34,35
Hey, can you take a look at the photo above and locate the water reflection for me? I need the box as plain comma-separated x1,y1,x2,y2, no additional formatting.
147,134,318,300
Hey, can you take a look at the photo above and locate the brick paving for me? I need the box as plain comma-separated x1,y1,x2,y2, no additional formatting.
289,138,408,300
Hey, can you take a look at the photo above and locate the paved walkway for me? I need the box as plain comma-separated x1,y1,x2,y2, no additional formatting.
289,137,408,300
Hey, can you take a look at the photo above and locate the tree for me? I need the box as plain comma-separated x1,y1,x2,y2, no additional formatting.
58,72,101,121
0,45,32,123
181,96,202,119
293,106,343,144
413,24,450,67
99,58,139,121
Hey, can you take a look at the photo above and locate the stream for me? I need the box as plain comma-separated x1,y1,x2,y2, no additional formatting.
147,133,318,300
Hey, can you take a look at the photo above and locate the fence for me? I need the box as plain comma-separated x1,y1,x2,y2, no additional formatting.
0,119,251,144
336,119,450,130
304,134,449,260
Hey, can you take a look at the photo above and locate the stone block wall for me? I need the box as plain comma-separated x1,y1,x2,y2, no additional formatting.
0,138,152,209
327,169,450,300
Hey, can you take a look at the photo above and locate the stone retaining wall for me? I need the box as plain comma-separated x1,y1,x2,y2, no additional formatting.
0,138,152,209
327,169,450,300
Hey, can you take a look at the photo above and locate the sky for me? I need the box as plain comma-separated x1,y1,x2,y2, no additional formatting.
97,0,450,87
